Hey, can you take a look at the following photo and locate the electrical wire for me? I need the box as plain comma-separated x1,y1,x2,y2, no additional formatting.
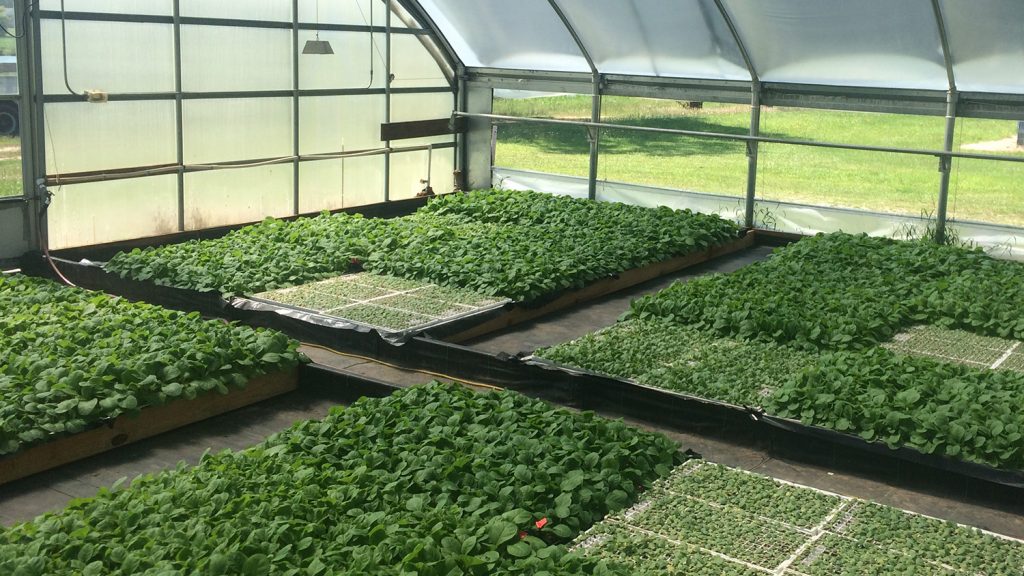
299,342,506,392
44,146,412,185
355,0,386,88
0,0,38,39
59,0,81,96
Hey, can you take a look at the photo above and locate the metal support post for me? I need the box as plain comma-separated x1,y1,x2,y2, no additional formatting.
26,0,46,249
291,0,301,215
744,83,761,229
455,68,467,191
588,73,601,201
383,0,392,202
173,0,184,231
14,0,39,249
935,90,958,245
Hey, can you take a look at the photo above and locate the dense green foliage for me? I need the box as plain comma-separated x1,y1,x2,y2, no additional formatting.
368,191,738,302
576,461,1024,575
106,190,740,302
630,233,1024,351
543,233,1024,470
105,213,389,295
538,319,814,407
769,348,1024,468
0,275,304,456
0,383,683,575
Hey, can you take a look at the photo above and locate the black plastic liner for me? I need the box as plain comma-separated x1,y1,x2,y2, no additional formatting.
21,250,1024,501
298,362,401,403
523,354,1024,497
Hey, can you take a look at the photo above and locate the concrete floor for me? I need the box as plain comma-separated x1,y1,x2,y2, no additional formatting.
3,245,1021,543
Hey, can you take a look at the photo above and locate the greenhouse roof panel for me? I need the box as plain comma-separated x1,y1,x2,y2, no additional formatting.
415,0,591,72
556,0,751,81
719,0,948,90
409,0,1024,96
940,0,1024,94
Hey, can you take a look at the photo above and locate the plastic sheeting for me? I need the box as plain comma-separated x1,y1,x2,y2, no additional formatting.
555,0,749,81
723,0,947,90
416,0,590,72
939,0,1024,94
414,0,1024,95
493,167,1024,261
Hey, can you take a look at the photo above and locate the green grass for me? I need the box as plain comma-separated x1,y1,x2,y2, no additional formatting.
494,96,1024,226
0,136,20,197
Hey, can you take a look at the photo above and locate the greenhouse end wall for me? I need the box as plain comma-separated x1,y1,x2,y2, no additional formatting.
32,0,456,250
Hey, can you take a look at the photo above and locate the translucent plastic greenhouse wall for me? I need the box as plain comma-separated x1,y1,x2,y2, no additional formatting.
494,168,1024,260
35,0,456,249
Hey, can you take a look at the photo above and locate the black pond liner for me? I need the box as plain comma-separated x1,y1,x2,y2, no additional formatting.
522,356,1024,501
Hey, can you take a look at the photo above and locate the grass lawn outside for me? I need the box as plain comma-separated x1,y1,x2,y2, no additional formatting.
0,134,20,197
494,96,1024,227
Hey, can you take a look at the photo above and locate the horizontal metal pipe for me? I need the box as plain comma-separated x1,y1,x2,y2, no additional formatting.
456,111,1024,164
38,9,429,35
44,142,456,186
42,86,452,104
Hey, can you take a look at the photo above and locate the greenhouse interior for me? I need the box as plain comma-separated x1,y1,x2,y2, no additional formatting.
2,0,1024,573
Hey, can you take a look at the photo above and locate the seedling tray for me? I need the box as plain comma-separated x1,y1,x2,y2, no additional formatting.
0,369,298,486
240,272,511,341
574,460,1024,575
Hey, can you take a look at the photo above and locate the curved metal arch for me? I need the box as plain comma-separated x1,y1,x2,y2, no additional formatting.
711,0,760,86
544,0,602,200
544,0,598,75
930,0,958,93
391,0,464,82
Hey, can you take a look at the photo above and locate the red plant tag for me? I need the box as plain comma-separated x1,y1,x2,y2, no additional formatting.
518,531,528,540
535,518,548,529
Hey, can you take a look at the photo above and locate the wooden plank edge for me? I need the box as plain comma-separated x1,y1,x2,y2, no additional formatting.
446,232,755,343
0,370,298,486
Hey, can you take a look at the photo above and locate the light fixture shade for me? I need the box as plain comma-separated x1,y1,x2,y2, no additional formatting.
302,39,335,55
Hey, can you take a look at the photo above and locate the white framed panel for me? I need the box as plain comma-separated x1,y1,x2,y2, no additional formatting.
183,98,293,164
390,91,453,123
47,175,179,249
390,34,449,89
45,101,177,174
389,149,454,200
299,95,384,155
184,165,293,230
180,0,291,22
298,31,386,90
41,20,175,95
39,0,172,15
180,25,292,92
297,0,406,28
298,155,386,213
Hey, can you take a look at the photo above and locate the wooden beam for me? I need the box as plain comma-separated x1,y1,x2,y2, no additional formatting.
381,117,466,141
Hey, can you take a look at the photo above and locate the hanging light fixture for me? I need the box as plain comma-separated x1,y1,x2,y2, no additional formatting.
303,0,335,54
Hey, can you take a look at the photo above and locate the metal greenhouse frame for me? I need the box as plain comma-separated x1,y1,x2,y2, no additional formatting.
1,0,1023,259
